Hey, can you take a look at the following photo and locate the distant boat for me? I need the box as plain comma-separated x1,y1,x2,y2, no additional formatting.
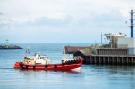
0,44,22,49
0,40,22,49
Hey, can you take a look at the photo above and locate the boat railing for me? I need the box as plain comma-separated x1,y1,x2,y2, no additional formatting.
62,58,82,65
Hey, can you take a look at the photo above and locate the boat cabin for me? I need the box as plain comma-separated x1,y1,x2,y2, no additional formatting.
23,53,49,65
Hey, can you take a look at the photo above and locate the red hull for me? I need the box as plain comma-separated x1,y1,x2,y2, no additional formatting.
14,58,83,71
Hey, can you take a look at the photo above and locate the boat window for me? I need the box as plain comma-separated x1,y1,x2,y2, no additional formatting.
40,57,44,59
40,56,48,59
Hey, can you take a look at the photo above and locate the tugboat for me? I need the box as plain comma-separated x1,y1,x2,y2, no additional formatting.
14,53,83,72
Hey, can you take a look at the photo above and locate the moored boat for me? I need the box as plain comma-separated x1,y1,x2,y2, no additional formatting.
14,53,83,72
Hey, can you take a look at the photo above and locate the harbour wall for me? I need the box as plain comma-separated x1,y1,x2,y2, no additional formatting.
83,55,135,65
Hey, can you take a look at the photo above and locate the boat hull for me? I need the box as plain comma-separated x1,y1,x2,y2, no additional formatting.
14,58,83,72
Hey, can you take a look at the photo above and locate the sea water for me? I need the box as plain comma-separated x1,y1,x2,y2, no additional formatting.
0,43,135,89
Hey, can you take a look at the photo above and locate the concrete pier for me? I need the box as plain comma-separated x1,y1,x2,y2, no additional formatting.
83,55,135,65
64,46,135,65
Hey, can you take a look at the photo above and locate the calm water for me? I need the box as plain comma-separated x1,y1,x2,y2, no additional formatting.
0,43,135,89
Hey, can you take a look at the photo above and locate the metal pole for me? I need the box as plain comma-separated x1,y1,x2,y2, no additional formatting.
131,10,134,38
101,32,103,44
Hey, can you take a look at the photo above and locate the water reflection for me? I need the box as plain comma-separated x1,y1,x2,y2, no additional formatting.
89,65,135,75
84,65,135,89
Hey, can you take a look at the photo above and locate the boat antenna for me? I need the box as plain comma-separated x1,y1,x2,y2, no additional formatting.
130,10,134,38
25,48,30,55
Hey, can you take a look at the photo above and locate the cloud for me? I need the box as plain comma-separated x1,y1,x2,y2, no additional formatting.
0,0,134,23
0,0,134,43
0,12,4,15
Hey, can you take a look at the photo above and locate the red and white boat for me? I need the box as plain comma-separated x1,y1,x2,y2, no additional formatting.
14,53,83,72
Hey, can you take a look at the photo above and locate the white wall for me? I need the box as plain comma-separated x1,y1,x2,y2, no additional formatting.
117,38,135,48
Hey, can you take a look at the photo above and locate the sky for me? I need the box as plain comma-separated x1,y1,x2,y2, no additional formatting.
0,0,134,43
